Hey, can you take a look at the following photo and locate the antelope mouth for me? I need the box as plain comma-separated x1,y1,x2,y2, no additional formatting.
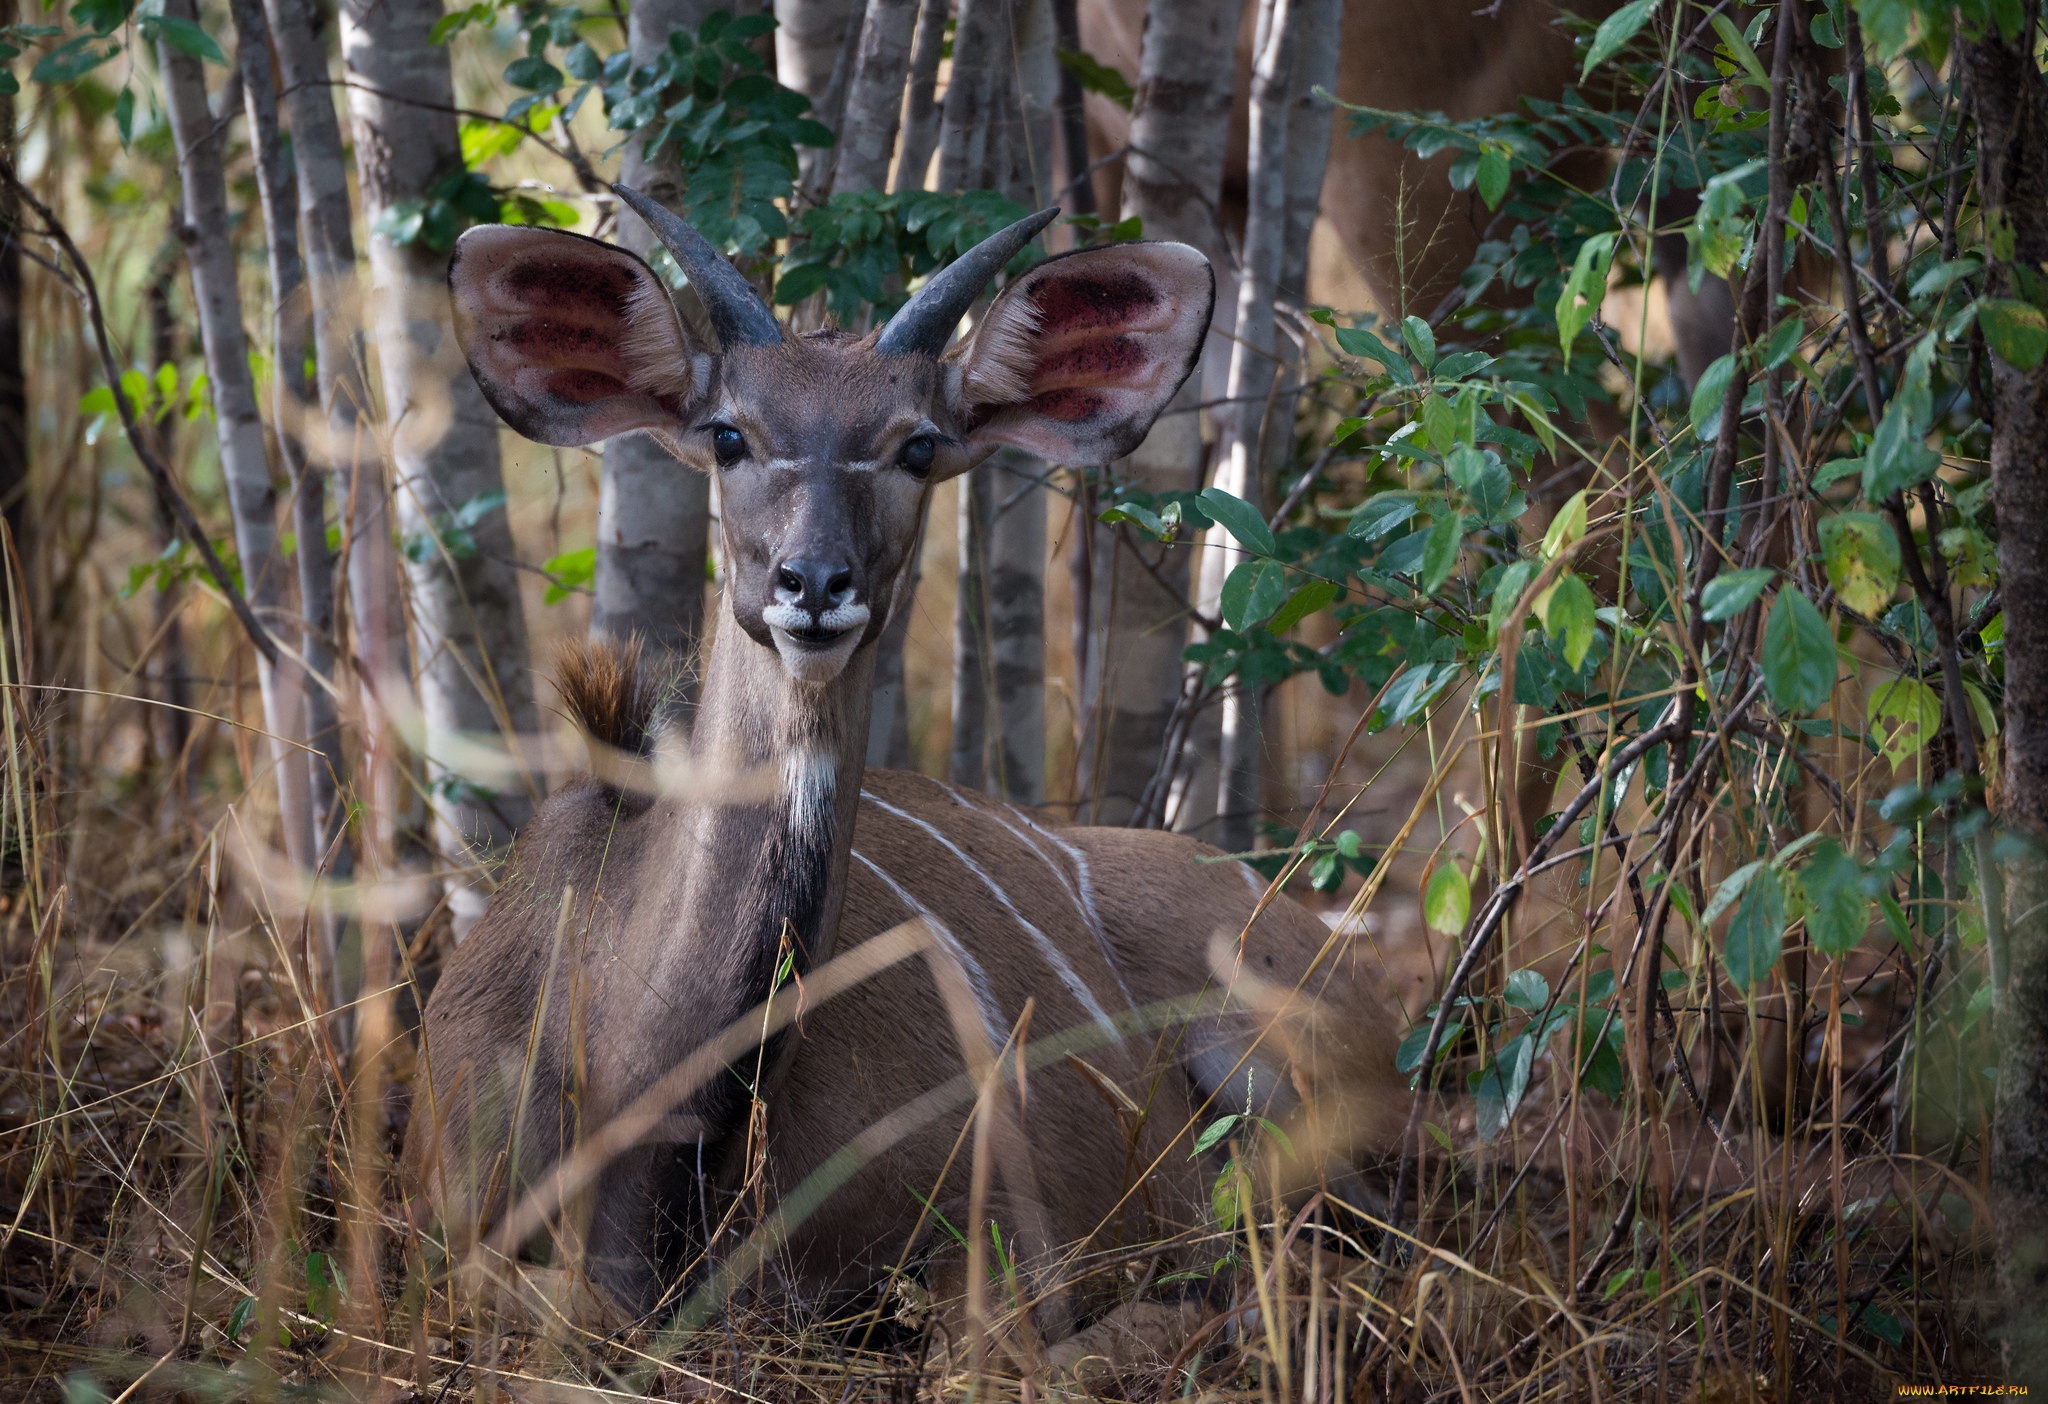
763,602,871,681
784,622,852,648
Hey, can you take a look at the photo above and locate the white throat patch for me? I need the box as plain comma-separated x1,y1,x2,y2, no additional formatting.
783,748,837,848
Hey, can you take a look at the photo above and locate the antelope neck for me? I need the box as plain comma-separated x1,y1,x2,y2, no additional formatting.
657,591,877,1027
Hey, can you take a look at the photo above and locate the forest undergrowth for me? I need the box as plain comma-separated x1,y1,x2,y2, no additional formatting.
3,0,2043,1398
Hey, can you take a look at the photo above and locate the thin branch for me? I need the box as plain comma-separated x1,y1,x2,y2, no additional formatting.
1,161,278,663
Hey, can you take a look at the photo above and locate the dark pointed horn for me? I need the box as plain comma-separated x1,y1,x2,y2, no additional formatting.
875,206,1061,357
611,182,781,348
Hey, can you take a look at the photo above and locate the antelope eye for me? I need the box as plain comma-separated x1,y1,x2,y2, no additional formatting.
710,425,746,466
899,434,937,479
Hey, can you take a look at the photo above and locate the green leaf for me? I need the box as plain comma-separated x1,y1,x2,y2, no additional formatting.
31,34,118,84
1799,839,1867,957
1266,578,1339,634
1401,315,1436,370
1762,590,1836,713
1724,866,1785,991
1055,47,1133,109
1504,968,1549,1011
1704,859,1768,928
1198,487,1275,557
1489,559,1534,636
113,85,134,144
1476,145,1510,209
1980,297,2048,371
1556,231,1617,366
1541,488,1589,558
148,14,226,63
1700,568,1774,622
1708,11,1770,86
1192,1113,1241,1157
1689,353,1737,442
1424,862,1470,935
1220,558,1288,632
505,55,564,92
227,1295,258,1341
1347,491,1419,540
1419,509,1463,593
1539,572,1598,670
542,545,595,604
1818,512,1900,617
1868,676,1942,770
1333,324,1412,384
1582,0,1658,78
1864,335,1939,501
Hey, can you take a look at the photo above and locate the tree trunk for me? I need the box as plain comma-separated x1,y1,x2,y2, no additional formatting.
594,0,716,701
0,5,22,597
941,0,1009,789
1967,14,2048,1384
143,262,194,817
233,0,350,904
951,468,993,789
266,0,374,951
1199,0,1295,853
890,0,948,193
776,0,861,110
341,0,538,936
830,0,918,197
978,0,1056,804
160,0,315,871
937,0,1012,193
1075,0,1243,825
1049,0,1095,218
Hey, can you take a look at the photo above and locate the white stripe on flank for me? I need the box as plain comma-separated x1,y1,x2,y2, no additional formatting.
931,781,1133,1010
1240,863,1266,899
862,791,1120,1037
852,849,1006,1045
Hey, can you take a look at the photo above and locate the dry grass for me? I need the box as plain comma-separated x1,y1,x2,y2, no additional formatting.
0,557,2002,1402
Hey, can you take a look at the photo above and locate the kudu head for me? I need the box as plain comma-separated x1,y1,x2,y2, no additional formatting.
449,187,1213,686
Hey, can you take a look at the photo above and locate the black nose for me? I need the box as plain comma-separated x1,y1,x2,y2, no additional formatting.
774,557,854,613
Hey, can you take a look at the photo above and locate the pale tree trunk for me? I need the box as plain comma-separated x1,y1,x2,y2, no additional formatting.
890,0,949,194
1075,0,1243,825
595,0,716,701
951,470,993,788
977,0,1056,804
342,0,538,936
940,0,1015,794
830,0,919,197
778,0,861,195
233,0,349,886
937,0,1011,193
160,0,314,870
266,0,377,964
1968,12,2048,1384
0,0,21,600
1197,0,1294,853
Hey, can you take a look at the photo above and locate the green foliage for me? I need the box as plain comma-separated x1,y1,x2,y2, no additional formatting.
774,188,1036,319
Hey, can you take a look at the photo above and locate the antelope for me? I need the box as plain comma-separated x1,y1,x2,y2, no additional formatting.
406,189,1411,1335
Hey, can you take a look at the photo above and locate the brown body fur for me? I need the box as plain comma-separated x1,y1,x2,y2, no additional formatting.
407,675,1407,1322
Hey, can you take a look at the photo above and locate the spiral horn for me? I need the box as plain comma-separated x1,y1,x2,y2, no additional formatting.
874,206,1060,357
611,182,782,349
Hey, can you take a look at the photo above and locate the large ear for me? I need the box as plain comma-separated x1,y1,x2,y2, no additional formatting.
948,241,1214,465
449,224,708,449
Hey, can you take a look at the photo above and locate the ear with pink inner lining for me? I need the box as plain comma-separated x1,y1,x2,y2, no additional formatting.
449,225,707,450
948,241,1214,465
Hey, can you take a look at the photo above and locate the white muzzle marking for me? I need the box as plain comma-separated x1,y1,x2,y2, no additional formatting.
764,601,871,682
